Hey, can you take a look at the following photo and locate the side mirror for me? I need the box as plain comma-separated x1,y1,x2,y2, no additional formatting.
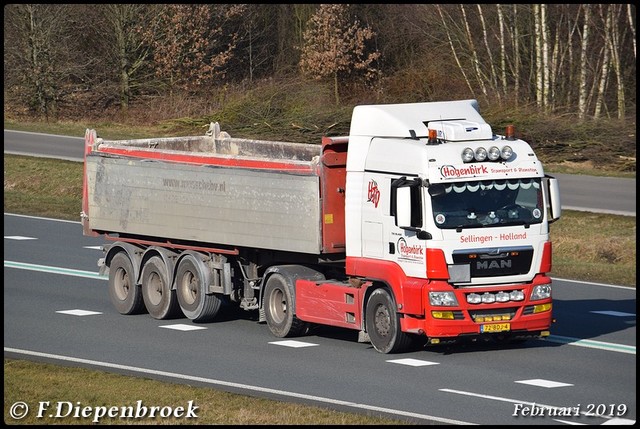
393,178,431,240
545,175,561,222
396,186,413,228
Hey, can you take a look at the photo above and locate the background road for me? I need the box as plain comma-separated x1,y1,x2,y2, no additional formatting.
4,129,636,217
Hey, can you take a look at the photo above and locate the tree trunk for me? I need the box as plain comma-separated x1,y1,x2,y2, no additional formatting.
578,5,591,120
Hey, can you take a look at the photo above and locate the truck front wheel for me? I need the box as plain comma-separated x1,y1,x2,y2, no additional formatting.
264,273,308,337
175,255,221,322
365,288,414,354
141,256,182,320
108,252,145,315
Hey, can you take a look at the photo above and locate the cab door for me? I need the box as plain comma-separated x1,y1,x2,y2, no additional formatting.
389,177,429,278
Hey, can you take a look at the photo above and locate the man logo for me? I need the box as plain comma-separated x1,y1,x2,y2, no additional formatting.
477,260,512,270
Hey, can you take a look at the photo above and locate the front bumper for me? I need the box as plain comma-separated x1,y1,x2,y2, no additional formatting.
400,275,553,340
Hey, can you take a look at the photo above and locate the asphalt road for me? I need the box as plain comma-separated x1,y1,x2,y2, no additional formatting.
3,214,636,425
4,129,636,217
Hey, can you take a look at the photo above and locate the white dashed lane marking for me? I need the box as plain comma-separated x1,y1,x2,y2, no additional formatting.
515,379,573,388
83,245,103,250
590,310,635,317
159,324,208,331
56,309,103,316
387,358,440,367
269,340,319,348
5,235,37,240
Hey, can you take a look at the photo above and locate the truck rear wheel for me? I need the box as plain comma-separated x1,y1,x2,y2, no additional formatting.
175,255,221,322
365,288,414,354
264,273,308,337
141,256,182,320
108,252,145,315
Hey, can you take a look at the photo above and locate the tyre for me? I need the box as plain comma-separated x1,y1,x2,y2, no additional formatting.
108,252,145,315
141,256,182,319
175,255,221,322
263,273,308,337
365,288,414,354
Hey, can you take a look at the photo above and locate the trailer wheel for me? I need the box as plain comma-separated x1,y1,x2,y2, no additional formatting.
264,273,308,337
365,288,414,354
141,256,182,320
175,255,221,322
108,252,145,315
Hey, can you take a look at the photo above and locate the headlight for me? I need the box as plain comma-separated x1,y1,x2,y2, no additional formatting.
475,147,487,161
510,290,525,301
495,291,510,302
531,284,552,300
481,292,495,303
429,291,459,306
467,293,481,304
487,146,501,161
501,145,513,160
462,147,475,163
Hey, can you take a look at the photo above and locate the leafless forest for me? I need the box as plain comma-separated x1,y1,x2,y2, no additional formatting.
3,4,636,130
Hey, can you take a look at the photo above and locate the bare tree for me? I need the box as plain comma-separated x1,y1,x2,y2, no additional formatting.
541,4,551,112
477,5,499,103
534,5,544,109
460,5,489,100
605,5,626,119
92,4,158,111
496,5,508,98
299,4,380,105
594,5,612,119
577,4,591,119
3,4,83,119
626,4,636,60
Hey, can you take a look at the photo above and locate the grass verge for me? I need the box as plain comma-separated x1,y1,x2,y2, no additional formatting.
4,359,406,425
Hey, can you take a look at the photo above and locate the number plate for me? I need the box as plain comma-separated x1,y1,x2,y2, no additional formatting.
481,323,510,333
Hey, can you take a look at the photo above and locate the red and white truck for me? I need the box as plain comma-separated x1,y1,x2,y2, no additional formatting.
82,99,561,353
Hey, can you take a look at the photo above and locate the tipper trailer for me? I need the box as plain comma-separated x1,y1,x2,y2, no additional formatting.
82,99,561,353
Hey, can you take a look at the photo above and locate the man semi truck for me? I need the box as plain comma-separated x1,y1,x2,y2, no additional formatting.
82,99,561,354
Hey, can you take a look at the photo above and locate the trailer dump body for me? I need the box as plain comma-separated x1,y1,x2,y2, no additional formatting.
83,125,344,255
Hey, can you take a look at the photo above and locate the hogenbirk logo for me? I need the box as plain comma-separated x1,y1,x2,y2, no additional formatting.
397,237,423,261
440,164,488,178
367,179,380,208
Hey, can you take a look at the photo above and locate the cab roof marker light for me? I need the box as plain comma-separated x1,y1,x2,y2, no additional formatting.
505,124,516,141
427,128,439,145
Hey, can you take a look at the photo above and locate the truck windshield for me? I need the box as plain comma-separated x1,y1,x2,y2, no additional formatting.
430,178,543,230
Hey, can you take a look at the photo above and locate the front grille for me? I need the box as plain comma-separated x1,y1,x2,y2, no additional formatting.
453,246,533,278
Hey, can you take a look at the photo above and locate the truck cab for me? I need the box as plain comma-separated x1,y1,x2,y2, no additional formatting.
342,99,561,351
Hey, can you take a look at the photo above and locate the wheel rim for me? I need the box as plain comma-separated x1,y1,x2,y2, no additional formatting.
374,304,391,337
268,288,286,324
180,271,198,305
147,272,163,306
114,267,130,301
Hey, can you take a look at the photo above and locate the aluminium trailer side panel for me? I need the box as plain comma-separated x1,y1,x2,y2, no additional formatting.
85,154,322,254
